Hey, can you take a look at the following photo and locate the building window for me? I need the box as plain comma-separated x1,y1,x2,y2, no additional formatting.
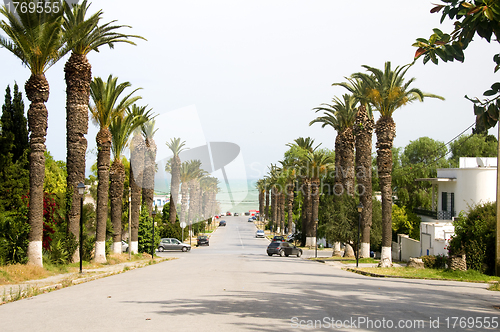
442,192,447,211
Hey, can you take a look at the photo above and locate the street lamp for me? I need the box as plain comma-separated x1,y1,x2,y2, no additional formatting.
151,209,156,259
77,182,85,274
356,202,363,268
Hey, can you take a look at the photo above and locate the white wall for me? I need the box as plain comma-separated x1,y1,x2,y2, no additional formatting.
420,221,454,257
437,167,496,217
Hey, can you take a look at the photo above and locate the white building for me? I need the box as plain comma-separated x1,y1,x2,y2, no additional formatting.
414,157,497,257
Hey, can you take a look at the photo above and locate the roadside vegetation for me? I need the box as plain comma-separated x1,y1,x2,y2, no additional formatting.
0,253,167,285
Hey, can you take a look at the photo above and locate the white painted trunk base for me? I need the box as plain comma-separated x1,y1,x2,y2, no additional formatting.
360,242,370,258
27,241,43,267
94,241,106,263
378,246,393,267
305,236,316,248
332,242,342,256
113,242,121,254
72,249,80,263
130,241,138,254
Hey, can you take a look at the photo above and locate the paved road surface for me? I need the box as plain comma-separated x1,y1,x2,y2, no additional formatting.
1,216,499,331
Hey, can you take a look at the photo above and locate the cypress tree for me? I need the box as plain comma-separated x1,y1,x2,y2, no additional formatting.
0,83,27,165
11,83,28,162
0,85,14,169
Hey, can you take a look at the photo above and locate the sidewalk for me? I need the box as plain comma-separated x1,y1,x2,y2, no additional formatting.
0,258,165,304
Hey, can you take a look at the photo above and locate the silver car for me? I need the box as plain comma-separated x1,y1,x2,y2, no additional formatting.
157,238,191,252
255,229,265,238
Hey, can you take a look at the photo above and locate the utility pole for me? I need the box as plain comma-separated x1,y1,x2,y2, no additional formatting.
496,123,500,276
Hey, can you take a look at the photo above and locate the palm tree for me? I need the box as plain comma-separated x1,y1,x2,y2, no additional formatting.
334,78,375,258
0,2,66,266
286,137,320,246
179,160,203,229
308,150,334,237
166,138,187,224
109,109,147,254
63,0,144,260
353,61,444,266
311,94,357,196
90,75,141,262
141,119,158,216
128,104,150,253
256,179,266,223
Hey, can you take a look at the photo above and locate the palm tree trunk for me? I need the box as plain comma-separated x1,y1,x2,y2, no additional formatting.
142,138,157,216
25,73,49,267
334,136,343,195
259,188,264,222
110,159,125,254
376,115,396,267
130,134,145,253
279,191,285,235
354,105,374,258
264,188,270,222
303,178,314,247
311,177,320,233
180,182,188,227
95,127,111,263
169,156,181,224
188,179,196,225
271,186,277,232
340,127,355,197
65,52,91,263
287,182,294,235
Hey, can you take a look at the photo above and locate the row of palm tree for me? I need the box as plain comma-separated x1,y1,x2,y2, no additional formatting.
0,0,144,266
311,62,443,265
165,155,219,229
258,138,334,246
257,61,442,265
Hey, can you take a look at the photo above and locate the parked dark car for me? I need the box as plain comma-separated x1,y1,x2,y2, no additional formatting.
271,235,285,242
219,220,227,226
267,242,302,257
197,235,209,246
157,238,191,252
234,212,239,216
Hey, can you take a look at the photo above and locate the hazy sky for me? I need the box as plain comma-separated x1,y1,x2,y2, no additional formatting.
0,0,498,184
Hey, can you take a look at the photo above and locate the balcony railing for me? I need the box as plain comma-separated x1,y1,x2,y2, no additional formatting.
413,208,437,219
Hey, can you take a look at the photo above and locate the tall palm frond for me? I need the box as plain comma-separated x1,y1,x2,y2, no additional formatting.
90,75,141,128
352,62,444,117
0,1,67,74
62,0,145,56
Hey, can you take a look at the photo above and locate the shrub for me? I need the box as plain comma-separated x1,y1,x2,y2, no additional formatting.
449,202,496,275
421,254,447,269
421,255,436,269
0,211,29,265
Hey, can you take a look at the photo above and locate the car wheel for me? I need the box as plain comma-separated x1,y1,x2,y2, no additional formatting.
268,253,272,256
297,250,302,257
285,253,289,257
158,246,164,252
279,250,285,257
182,247,187,252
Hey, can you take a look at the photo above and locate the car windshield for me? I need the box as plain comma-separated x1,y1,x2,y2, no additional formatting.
268,242,280,248
172,239,180,244
198,236,207,239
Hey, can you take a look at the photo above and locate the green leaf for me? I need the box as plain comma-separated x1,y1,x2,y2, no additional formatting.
491,82,500,92
483,90,497,96
432,28,444,36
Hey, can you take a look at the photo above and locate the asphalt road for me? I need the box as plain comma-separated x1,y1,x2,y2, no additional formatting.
1,216,500,331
